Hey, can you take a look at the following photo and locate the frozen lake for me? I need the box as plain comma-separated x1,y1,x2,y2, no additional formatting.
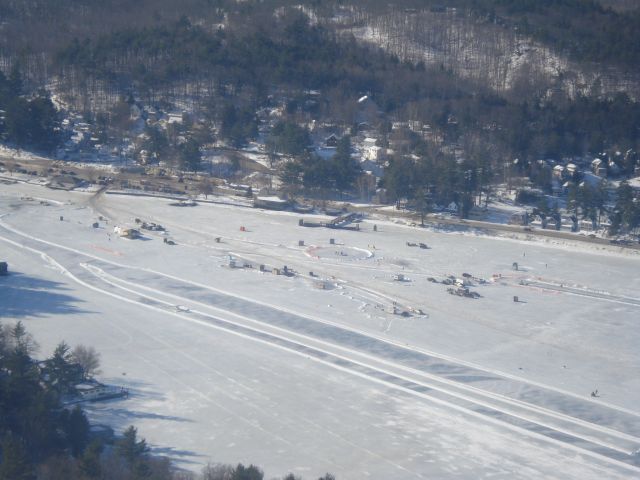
1,181,639,479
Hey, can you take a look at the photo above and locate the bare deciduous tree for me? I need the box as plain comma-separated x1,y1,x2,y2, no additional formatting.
72,345,101,380
198,178,213,199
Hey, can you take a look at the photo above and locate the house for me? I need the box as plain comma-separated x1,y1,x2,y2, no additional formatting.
580,218,597,231
508,212,529,226
445,201,458,213
359,159,384,178
592,158,603,172
408,120,422,133
553,165,565,178
253,196,289,210
592,158,607,177
362,138,384,161
166,112,183,125
628,176,640,192
325,134,339,147
362,137,377,149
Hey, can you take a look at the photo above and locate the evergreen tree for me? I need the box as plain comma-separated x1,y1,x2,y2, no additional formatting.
144,125,170,163
612,181,640,233
8,63,23,98
381,156,416,203
279,161,303,195
0,435,35,480
331,136,360,192
179,138,202,172
219,105,257,147
78,440,103,479
231,463,263,480
63,406,90,457
302,155,335,191
45,341,78,393
268,122,310,156
116,426,149,466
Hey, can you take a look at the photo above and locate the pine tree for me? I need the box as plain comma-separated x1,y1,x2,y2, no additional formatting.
279,161,303,195
78,440,103,479
65,406,90,457
116,426,149,466
8,63,23,98
231,463,263,480
46,341,77,393
0,435,35,480
332,136,360,192
179,138,202,172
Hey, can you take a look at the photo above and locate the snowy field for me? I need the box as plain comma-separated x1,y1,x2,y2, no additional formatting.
1,181,639,479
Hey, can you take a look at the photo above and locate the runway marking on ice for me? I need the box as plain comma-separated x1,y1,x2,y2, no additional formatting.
90,244,124,256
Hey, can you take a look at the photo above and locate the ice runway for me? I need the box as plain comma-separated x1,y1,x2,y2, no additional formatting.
1,183,639,478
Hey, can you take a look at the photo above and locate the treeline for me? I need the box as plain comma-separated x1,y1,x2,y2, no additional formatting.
382,156,480,218
0,321,95,479
0,66,60,153
0,321,336,480
466,0,640,66
610,181,640,234
2,0,639,69
54,14,640,156
2,2,640,206
52,13,466,110
279,136,362,195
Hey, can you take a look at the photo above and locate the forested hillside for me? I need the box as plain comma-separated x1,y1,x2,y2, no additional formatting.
1,0,638,87
0,0,639,224
13,5,640,158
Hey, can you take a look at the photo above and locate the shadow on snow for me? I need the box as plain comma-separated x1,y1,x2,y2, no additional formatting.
0,271,91,318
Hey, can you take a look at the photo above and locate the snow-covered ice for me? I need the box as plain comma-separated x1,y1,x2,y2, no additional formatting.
1,182,639,479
